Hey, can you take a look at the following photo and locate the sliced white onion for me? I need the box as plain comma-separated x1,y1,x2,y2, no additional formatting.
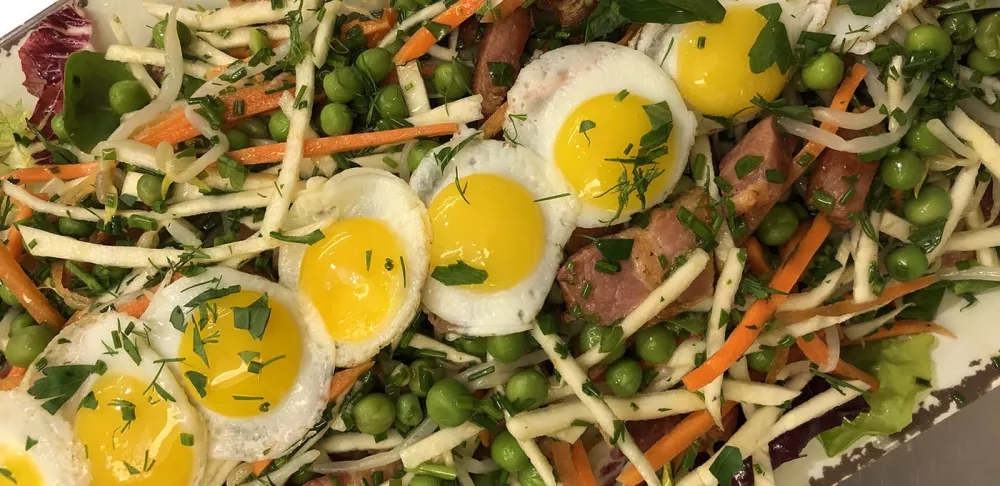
776,117,910,154
938,266,1000,281
957,98,1000,128
311,419,438,474
774,361,812,382
858,57,887,107
811,106,887,130
926,119,979,161
899,73,929,113
820,327,840,373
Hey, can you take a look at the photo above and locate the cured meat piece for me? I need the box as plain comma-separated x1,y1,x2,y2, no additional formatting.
537,0,596,28
807,125,880,228
473,7,532,117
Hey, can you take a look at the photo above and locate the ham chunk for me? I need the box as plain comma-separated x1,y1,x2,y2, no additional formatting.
807,126,879,228
473,8,532,117
557,190,715,326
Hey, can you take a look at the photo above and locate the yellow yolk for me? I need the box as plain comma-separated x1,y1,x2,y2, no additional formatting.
0,444,42,486
428,173,544,291
554,93,676,214
675,6,788,117
179,291,302,417
74,373,194,485
300,217,406,342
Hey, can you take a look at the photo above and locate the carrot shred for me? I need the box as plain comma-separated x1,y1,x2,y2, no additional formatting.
617,402,737,486
682,215,833,391
478,429,493,447
227,123,460,165
252,459,272,476
393,0,488,65
775,276,936,324
328,361,375,401
764,345,790,384
481,0,524,22
796,336,879,391
779,223,809,263
845,319,955,345
117,294,154,318
552,440,582,486
616,23,642,46
572,439,597,486
482,102,508,139
0,366,27,391
0,244,65,329
6,204,33,261
344,7,398,47
2,162,100,184
743,236,773,280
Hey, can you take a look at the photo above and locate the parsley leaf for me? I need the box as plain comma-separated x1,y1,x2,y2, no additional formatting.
487,62,516,88
837,0,891,17
709,446,744,486
269,230,324,245
431,261,488,286
748,4,794,75
216,154,248,191
233,294,272,340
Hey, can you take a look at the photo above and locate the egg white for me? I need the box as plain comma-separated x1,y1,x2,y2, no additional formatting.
0,390,89,486
409,137,578,335
141,268,334,460
504,42,696,227
278,167,431,366
820,0,924,54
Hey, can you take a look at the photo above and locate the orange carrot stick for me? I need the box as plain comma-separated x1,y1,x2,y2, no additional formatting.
552,440,582,486
482,102,508,139
117,294,154,318
845,319,955,345
775,276,936,324
481,0,524,22
329,361,375,401
764,345,790,384
0,244,65,329
744,236,773,280
572,440,597,486
683,215,833,391
344,7,398,47
393,0,487,64
617,402,737,486
227,123,460,165
0,366,27,391
796,336,879,391
252,459,271,476
6,205,33,261
3,162,101,184
779,223,809,263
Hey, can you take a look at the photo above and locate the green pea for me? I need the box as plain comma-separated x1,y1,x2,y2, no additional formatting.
396,392,424,427
747,347,776,373
491,430,530,472
578,324,625,365
800,52,845,91
225,128,250,150
384,38,406,56
487,332,528,363
942,13,977,43
236,117,270,139
353,393,396,435
410,475,441,486
905,24,953,62
904,185,952,226
756,204,799,246
518,468,545,486
426,378,473,427
356,48,394,83
432,63,472,99
249,28,269,55
109,80,151,116
968,48,1000,74
376,85,409,119
453,336,487,358
634,324,677,364
904,121,947,156
408,140,440,172
51,113,68,141
269,111,290,142
288,465,318,485
324,66,365,103
880,149,924,190
319,103,354,136
9,314,37,337
976,12,1000,58
0,283,19,307
886,244,929,282
5,324,55,368
409,359,441,397
351,96,372,117
606,359,642,398
505,369,548,411
152,19,193,48
472,473,497,486
137,173,166,206
58,217,95,238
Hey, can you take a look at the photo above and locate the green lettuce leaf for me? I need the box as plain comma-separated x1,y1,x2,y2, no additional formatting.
818,334,935,455
62,51,133,152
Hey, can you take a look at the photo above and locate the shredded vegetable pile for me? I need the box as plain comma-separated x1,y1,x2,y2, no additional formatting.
5,0,1000,485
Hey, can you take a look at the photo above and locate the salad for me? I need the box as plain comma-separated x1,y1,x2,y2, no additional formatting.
0,0,998,485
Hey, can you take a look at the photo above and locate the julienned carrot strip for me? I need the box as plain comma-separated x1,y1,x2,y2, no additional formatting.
6,204,32,261
682,215,833,391
0,244,65,329
779,223,808,263
764,345,790,384
117,294,153,318
796,336,879,391
617,402,737,486
744,236,773,280
846,319,955,345
3,162,100,184
252,460,271,476
552,440,582,486
328,361,375,401
572,440,597,486
482,102,508,139
393,0,488,64
227,123,460,165
775,276,936,324
479,429,493,447
481,0,524,22
0,366,27,391
132,78,297,146
616,23,642,46
344,7,398,47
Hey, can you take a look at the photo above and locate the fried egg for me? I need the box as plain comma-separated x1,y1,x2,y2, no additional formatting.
141,268,333,460
505,42,695,227
820,0,923,54
0,390,89,486
631,0,829,119
278,168,430,366
409,137,578,335
20,312,207,485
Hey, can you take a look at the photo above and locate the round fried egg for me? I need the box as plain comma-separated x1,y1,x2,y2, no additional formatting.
141,268,333,460
20,312,207,485
278,168,430,366
409,137,578,335
631,0,829,119
505,42,695,227
0,390,89,486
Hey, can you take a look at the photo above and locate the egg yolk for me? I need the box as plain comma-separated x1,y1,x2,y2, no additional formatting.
0,444,42,486
554,93,677,216
178,291,302,417
300,217,406,342
427,173,544,292
74,373,194,485
675,6,788,117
